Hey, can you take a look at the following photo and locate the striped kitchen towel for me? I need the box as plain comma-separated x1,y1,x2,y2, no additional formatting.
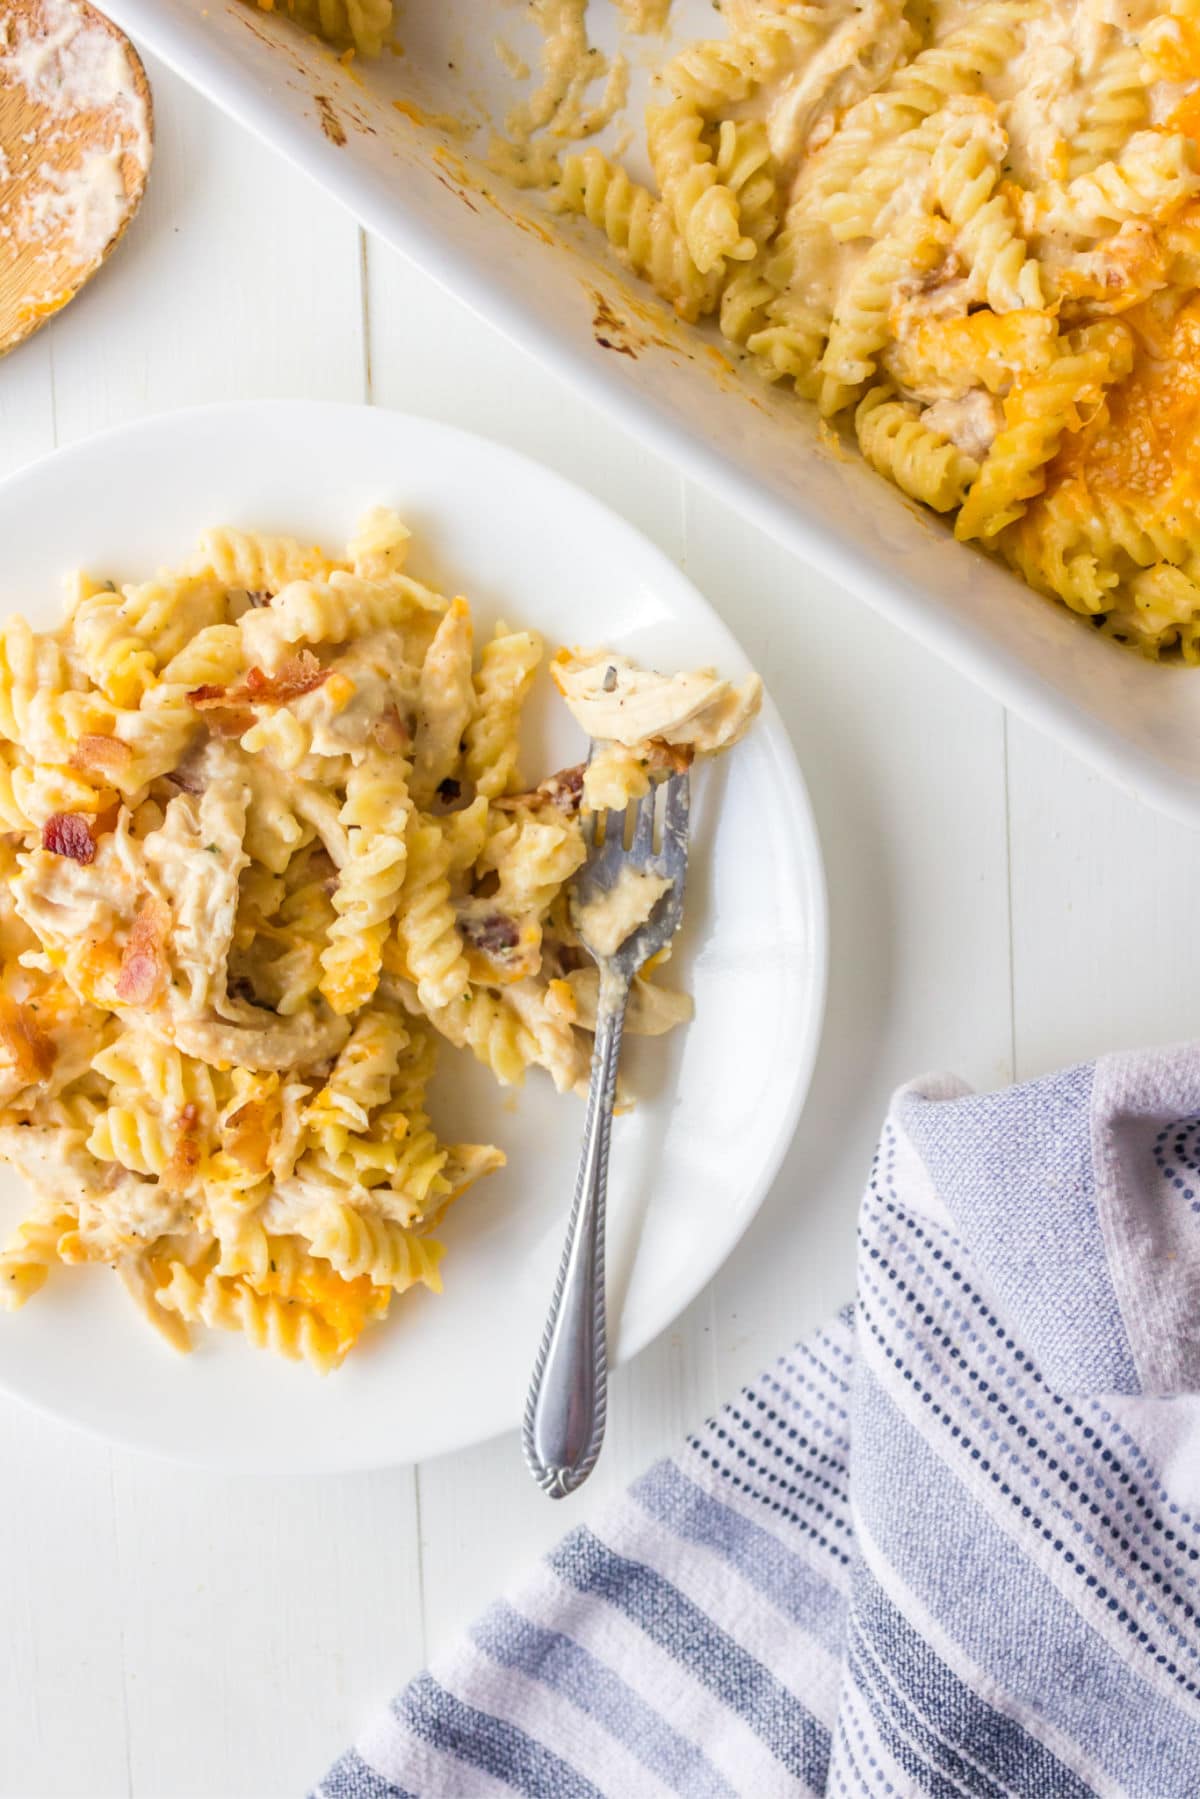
315,1049,1200,1797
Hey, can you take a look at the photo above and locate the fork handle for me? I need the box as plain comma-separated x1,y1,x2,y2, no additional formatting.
523,972,629,1499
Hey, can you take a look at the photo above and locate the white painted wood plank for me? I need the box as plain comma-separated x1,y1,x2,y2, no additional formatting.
0,329,55,480
0,1409,131,1799
0,59,423,1799
1008,714,1200,1075
44,59,365,434
411,1315,720,1666
363,235,687,563
112,1461,424,1799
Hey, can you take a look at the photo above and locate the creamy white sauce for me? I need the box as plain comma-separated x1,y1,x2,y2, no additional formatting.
766,5,914,172
556,965,693,1035
986,5,1092,186
786,220,859,322
574,865,671,958
293,628,417,757
143,778,250,1019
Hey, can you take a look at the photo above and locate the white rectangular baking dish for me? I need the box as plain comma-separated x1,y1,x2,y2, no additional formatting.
101,0,1200,824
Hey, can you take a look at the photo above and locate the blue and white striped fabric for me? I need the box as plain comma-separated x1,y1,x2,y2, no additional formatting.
315,1051,1200,1797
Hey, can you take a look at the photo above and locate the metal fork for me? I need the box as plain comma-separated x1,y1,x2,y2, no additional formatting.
522,769,690,1498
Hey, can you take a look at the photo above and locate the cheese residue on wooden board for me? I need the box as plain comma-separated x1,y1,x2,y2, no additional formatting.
0,0,150,284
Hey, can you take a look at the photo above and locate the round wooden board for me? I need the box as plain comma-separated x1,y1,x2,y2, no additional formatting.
0,0,153,357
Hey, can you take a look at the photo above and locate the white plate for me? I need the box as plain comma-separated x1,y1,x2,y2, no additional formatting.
0,402,826,1470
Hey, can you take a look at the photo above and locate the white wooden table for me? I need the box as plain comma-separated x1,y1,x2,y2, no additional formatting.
4,56,1199,1798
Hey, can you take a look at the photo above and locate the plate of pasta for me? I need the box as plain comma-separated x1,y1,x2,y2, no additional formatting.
0,401,825,1469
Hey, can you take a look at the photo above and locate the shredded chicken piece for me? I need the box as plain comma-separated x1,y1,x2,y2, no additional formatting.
165,1002,351,1074
142,774,250,1018
552,650,761,751
0,1122,102,1210
13,822,145,975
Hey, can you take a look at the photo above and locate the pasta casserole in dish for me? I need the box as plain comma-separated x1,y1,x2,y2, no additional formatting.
246,0,1200,663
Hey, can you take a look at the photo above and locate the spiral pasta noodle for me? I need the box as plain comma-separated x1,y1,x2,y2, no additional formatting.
855,389,980,513
320,755,411,1016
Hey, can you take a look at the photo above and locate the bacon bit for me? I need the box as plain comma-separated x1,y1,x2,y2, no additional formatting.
647,739,694,776
241,652,328,704
372,707,413,754
307,848,337,887
71,733,132,774
42,812,96,864
459,907,540,984
0,992,54,1085
116,895,170,1006
494,763,585,817
458,910,521,957
190,651,328,711
541,764,585,813
161,1101,203,1192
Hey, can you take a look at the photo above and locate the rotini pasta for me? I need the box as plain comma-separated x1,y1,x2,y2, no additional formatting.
320,754,411,1015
